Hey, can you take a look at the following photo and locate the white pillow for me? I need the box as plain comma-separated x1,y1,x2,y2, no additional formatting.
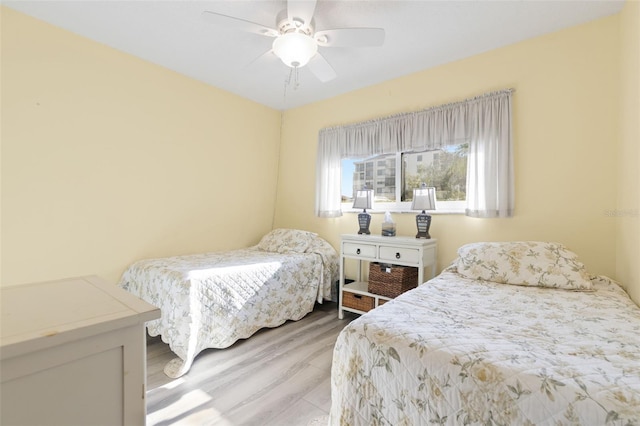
256,228,318,253
455,241,593,291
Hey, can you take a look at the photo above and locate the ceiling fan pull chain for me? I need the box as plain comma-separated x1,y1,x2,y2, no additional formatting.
293,66,300,90
283,72,289,106
284,66,301,92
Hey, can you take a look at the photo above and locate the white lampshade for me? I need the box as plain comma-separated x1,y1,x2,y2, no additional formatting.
272,32,318,68
411,186,436,211
352,188,373,210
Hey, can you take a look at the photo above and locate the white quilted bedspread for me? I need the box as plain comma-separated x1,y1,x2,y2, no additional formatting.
330,270,640,425
120,243,337,377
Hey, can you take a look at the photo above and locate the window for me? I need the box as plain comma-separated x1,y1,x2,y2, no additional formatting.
342,143,468,212
316,89,513,219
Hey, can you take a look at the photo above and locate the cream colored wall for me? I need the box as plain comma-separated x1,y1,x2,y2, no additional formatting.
616,0,640,305
3,6,634,305
275,16,621,282
1,7,281,286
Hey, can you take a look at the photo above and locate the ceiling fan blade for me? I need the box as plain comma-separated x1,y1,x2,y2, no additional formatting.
315,28,385,47
201,10,278,37
246,49,276,68
307,53,336,82
287,0,317,28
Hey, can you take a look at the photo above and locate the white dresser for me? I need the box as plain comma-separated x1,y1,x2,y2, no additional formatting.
339,234,438,319
1,275,160,426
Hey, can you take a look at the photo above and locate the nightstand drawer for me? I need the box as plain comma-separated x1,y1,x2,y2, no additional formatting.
343,242,376,258
379,246,420,264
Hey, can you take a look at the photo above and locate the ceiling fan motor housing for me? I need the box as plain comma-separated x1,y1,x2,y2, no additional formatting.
275,9,314,35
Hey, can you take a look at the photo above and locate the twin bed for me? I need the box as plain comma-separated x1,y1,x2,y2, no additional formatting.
330,241,640,425
120,232,639,423
119,228,338,378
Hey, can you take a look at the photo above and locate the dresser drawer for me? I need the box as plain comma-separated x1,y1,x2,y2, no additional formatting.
343,242,376,258
379,246,420,264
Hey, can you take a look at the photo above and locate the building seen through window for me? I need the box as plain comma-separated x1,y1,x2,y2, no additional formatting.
342,144,468,210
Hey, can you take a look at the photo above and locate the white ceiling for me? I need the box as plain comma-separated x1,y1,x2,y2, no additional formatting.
4,0,625,110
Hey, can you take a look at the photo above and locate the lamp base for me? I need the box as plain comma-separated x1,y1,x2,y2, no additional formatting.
357,211,371,235
415,212,432,239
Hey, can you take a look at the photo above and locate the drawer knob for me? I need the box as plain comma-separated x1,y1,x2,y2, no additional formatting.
356,248,361,255
396,252,401,259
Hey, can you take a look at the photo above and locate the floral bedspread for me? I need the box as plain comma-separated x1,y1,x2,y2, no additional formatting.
330,269,640,425
120,239,337,378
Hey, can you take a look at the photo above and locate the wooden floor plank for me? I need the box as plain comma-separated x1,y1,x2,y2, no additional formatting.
302,375,333,412
146,302,357,425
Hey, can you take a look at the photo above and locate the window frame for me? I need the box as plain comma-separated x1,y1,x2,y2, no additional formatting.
341,150,467,214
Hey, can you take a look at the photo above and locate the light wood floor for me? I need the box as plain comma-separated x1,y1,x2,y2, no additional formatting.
145,302,357,426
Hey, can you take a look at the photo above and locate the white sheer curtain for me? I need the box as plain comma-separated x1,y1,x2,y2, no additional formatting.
465,92,514,217
315,89,514,218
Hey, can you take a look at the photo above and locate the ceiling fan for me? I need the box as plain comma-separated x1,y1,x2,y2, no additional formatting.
201,0,385,82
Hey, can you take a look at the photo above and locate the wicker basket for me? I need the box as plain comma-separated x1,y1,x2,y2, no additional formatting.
368,263,418,298
342,291,375,312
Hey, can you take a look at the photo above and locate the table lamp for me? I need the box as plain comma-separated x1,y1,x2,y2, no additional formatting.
411,184,436,239
353,186,373,234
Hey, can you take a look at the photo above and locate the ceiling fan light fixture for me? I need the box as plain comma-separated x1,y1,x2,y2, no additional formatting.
272,32,318,68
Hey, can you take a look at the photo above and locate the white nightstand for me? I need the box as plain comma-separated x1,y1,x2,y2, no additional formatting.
338,234,438,319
